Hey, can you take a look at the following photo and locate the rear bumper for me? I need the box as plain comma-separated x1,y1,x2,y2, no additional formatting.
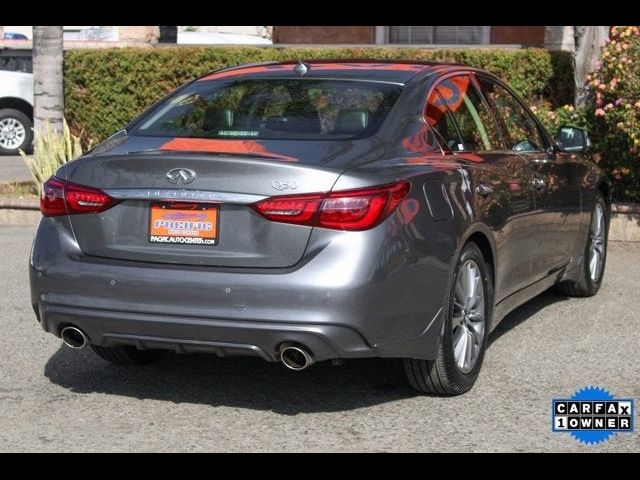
38,304,374,362
30,216,451,361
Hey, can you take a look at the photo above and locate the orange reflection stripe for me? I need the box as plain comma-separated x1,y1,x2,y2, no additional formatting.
159,138,298,162
199,63,427,81
436,76,470,113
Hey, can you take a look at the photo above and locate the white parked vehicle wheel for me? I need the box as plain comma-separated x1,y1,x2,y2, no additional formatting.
0,108,33,155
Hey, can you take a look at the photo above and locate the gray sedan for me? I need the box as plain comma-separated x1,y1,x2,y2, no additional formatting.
30,60,609,395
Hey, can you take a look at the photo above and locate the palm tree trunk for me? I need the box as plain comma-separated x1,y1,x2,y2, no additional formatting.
33,26,64,136
574,26,610,106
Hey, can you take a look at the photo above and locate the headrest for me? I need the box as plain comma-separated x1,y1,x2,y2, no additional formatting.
203,108,234,131
334,110,369,134
266,107,321,134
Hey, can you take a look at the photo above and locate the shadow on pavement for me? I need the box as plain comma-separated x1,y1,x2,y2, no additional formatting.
490,288,570,346
45,349,414,414
44,289,569,413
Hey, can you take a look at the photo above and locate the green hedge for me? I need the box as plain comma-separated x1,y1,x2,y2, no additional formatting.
64,46,574,144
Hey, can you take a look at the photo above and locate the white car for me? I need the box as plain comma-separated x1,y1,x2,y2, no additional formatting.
0,70,33,154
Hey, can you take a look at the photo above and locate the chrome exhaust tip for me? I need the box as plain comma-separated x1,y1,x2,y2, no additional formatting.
280,345,314,371
61,326,88,349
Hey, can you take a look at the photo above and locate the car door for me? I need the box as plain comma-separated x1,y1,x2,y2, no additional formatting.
476,75,580,281
427,74,536,301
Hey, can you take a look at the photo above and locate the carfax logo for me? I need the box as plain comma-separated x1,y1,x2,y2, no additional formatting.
552,386,634,445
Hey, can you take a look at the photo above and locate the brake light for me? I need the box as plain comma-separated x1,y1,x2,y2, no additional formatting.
40,177,66,216
251,193,323,226
319,182,410,230
251,181,410,231
40,176,118,217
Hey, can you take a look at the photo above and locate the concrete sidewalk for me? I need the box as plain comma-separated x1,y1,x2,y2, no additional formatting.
0,155,31,183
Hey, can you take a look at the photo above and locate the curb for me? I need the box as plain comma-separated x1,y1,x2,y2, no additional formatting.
0,195,39,226
610,210,640,243
0,199,39,210
611,203,640,215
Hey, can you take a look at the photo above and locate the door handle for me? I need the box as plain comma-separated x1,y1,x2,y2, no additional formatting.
476,183,493,197
531,177,546,190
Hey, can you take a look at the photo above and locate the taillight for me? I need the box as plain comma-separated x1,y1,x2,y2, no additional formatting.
251,181,410,231
40,177,66,216
319,182,410,230
251,193,323,226
40,176,118,217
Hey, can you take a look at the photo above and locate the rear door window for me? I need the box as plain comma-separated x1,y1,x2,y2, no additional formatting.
426,75,503,152
476,76,545,152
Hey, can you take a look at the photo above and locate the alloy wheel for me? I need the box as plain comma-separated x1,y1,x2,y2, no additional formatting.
588,203,606,282
452,259,486,374
0,117,26,150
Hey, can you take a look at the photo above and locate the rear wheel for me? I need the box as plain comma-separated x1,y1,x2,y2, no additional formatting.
91,345,166,365
555,192,608,297
0,108,32,155
404,242,492,395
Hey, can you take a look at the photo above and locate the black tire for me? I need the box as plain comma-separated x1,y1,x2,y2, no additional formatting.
555,192,608,297
404,242,492,395
91,345,166,365
0,108,33,155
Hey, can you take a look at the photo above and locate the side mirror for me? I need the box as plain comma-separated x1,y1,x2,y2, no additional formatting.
555,125,592,153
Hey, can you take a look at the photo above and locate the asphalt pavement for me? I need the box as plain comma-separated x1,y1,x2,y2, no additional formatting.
1,225,638,452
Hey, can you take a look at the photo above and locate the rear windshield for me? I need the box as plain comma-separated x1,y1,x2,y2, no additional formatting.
132,78,403,140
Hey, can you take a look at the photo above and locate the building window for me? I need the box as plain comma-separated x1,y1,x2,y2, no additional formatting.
378,26,491,45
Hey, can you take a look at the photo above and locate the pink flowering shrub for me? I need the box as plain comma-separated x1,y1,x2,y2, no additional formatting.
532,103,590,133
584,26,640,202
532,26,640,202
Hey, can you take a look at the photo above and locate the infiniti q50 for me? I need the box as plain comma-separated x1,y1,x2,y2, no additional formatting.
30,60,609,395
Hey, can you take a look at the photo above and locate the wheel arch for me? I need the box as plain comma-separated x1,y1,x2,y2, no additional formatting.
597,180,611,211
466,230,495,283
458,224,498,332
457,223,496,283
0,97,33,120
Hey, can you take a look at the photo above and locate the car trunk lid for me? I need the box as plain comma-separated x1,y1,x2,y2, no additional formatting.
61,152,345,268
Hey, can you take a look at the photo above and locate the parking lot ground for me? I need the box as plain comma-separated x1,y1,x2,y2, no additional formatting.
1,225,638,452
0,155,31,184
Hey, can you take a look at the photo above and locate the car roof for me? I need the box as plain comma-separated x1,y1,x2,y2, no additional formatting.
197,59,473,84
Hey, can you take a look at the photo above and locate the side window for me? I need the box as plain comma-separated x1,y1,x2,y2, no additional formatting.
477,77,544,152
425,90,463,150
427,75,502,152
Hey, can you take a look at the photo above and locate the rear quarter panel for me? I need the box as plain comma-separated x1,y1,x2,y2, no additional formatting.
333,157,488,348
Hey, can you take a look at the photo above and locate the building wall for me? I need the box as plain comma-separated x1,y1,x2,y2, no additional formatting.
118,26,160,43
490,26,545,46
194,26,271,37
273,26,374,44
0,25,568,49
544,26,576,51
273,26,548,46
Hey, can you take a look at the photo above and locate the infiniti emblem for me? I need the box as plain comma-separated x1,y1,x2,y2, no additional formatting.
166,168,196,184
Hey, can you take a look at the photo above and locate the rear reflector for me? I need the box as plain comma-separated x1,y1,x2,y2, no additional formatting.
252,181,410,231
41,176,118,217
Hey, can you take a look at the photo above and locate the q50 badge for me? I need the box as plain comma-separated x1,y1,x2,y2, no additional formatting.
272,180,297,191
